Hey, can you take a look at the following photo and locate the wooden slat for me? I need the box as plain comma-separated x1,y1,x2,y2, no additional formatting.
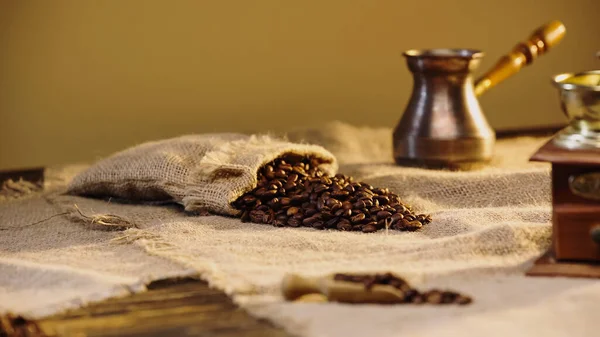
37,277,289,337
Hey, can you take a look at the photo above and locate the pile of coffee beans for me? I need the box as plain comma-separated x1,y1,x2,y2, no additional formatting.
232,155,431,233
334,273,472,305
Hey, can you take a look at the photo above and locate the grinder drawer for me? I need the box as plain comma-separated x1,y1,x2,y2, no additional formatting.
554,207,600,262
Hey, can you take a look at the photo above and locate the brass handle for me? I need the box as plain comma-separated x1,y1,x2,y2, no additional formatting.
474,20,566,96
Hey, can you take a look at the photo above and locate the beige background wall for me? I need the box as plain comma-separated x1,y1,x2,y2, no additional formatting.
1,0,599,170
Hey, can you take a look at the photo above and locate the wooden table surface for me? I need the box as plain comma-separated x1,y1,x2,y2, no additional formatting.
36,277,289,337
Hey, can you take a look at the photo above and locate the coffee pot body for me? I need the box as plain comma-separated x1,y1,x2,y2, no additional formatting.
393,21,566,169
393,49,494,169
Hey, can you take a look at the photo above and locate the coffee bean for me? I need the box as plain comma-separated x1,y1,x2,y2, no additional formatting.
404,220,423,231
456,295,472,305
412,294,424,304
441,291,457,304
351,213,366,223
287,218,301,227
352,224,363,231
243,195,257,205
312,221,324,230
325,217,340,228
337,222,352,231
302,217,317,226
287,173,299,183
391,213,404,222
280,197,291,206
425,290,443,304
376,211,392,220
287,207,300,217
305,208,318,217
241,210,250,222
362,224,377,233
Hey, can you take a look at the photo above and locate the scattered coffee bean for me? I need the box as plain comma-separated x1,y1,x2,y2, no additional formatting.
232,155,431,233
332,273,472,305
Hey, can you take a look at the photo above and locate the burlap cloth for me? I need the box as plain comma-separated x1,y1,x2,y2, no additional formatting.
1,121,598,337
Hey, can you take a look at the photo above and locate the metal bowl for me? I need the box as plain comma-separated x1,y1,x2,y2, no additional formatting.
552,70,600,149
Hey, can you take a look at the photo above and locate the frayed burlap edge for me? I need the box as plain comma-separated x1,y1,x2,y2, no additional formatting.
183,135,338,216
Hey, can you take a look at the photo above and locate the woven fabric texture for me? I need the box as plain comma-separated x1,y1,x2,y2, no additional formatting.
67,134,337,215
2,122,598,337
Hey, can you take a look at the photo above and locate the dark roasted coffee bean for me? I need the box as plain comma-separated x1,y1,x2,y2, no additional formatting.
352,224,363,231
263,189,278,198
243,195,257,205
331,190,349,198
287,207,300,217
354,200,366,209
305,208,318,217
290,195,304,204
376,211,392,220
314,184,328,194
456,295,472,305
302,217,317,226
280,197,291,206
394,204,408,213
255,187,268,196
241,210,250,222
274,170,287,178
320,211,332,220
287,173,299,183
369,206,382,214
412,293,425,304
292,165,307,176
262,212,274,224
279,164,292,172
325,217,340,228
273,220,286,227
337,222,352,231
425,290,443,304
441,291,457,304
317,198,325,211
287,218,301,227
350,213,366,223
312,221,324,230
362,224,377,233
374,195,389,205
391,213,404,222
404,219,423,231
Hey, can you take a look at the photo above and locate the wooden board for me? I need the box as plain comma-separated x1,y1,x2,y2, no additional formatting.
36,277,289,337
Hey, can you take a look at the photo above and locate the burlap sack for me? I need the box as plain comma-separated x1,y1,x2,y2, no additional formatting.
67,133,338,216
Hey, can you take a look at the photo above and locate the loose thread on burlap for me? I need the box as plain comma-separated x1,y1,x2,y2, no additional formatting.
0,212,70,231
69,204,138,230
